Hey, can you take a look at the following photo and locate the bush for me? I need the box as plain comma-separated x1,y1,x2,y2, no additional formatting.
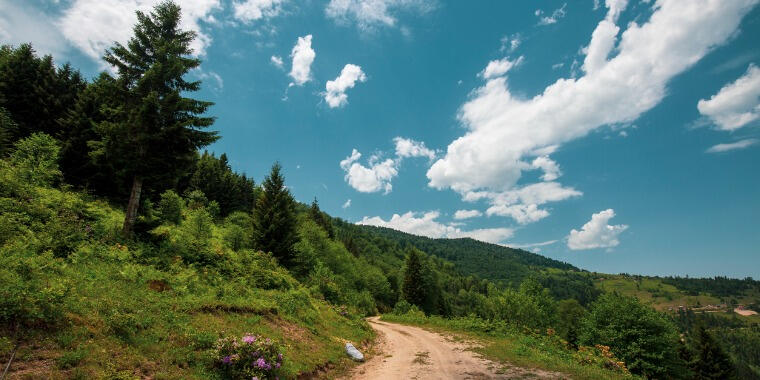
214,334,284,379
10,133,61,186
157,190,183,224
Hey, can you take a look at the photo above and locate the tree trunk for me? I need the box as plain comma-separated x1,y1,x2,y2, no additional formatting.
122,175,143,236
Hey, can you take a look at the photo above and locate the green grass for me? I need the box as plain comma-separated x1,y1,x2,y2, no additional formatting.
381,313,638,380
0,185,374,379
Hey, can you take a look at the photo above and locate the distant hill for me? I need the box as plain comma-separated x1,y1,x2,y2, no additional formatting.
348,224,577,284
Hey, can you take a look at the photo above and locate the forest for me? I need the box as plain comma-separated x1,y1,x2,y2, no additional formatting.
1,2,758,379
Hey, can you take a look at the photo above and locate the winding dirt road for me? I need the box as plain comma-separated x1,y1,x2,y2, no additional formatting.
343,317,564,380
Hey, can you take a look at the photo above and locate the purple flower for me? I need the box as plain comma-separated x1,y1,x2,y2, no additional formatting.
256,357,267,369
222,356,232,364
277,353,283,361
242,335,256,344
252,377,258,380
275,362,281,369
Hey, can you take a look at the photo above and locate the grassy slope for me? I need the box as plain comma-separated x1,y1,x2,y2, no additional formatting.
380,314,638,380
0,187,372,379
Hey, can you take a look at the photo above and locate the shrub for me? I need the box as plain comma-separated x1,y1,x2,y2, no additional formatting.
157,190,183,224
10,133,61,186
214,334,284,379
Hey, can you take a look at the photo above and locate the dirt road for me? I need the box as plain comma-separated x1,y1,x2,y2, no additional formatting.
343,317,564,380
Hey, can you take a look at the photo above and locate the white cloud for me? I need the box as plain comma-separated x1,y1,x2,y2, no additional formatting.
508,240,558,249
342,199,352,208
393,137,435,160
58,0,221,62
480,57,523,79
706,138,758,153
427,0,757,224
697,64,760,131
196,70,223,91
567,209,628,250
531,156,561,181
0,2,69,58
466,182,582,224
537,3,567,25
270,55,284,68
453,209,482,220
325,0,435,31
500,33,521,53
357,211,513,244
324,64,367,108
232,0,285,23
340,137,435,193
339,149,398,193
289,34,316,86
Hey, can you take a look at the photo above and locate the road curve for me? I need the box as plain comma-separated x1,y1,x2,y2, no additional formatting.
342,317,563,380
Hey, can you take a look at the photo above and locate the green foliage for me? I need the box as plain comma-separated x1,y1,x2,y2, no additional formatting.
0,44,86,140
402,248,427,309
188,151,256,216
0,106,16,155
157,190,184,224
556,299,587,347
95,1,218,233
690,325,736,379
308,197,335,239
581,293,687,378
10,133,61,186
253,163,298,268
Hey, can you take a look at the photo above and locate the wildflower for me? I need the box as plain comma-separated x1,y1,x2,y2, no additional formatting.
242,335,256,344
275,362,281,369
277,353,283,362
222,356,232,364
256,357,267,369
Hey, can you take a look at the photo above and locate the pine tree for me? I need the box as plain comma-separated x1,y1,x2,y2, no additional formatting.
691,325,735,379
253,163,298,267
95,1,218,235
402,248,427,309
308,197,335,239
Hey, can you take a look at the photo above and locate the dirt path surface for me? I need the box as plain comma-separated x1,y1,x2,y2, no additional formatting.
343,317,565,380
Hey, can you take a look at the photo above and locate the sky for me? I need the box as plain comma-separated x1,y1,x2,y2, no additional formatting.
2,0,759,278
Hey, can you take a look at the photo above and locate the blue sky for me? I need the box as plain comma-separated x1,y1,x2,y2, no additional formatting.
3,0,759,278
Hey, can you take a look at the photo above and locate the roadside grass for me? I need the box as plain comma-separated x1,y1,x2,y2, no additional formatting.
381,313,639,380
0,186,373,379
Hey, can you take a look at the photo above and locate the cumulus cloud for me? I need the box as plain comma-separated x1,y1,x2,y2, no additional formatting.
270,55,284,68
453,209,482,220
0,2,68,58
325,0,435,31
339,149,398,193
536,3,567,25
58,0,221,62
465,182,582,224
324,64,367,108
531,156,561,181
232,0,285,23
427,0,757,224
394,137,436,160
342,199,352,208
706,138,758,153
500,34,521,53
357,211,513,244
341,137,435,193
567,209,628,250
697,64,760,131
480,57,523,79
289,34,316,86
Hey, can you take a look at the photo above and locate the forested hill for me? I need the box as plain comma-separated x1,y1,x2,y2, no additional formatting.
346,223,577,281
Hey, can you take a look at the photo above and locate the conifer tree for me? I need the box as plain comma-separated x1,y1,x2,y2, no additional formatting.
253,163,298,267
402,248,427,309
95,1,218,235
308,197,335,239
691,325,735,379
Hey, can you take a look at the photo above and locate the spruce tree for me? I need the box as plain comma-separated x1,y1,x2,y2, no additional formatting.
253,163,298,267
402,248,427,309
691,325,735,379
308,197,335,239
95,1,218,235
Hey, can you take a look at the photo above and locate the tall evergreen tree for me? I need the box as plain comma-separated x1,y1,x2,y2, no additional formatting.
253,163,298,267
94,1,218,235
308,197,335,239
187,151,256,216
402,248,427,309
691,325,735,379
0,106,16,156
